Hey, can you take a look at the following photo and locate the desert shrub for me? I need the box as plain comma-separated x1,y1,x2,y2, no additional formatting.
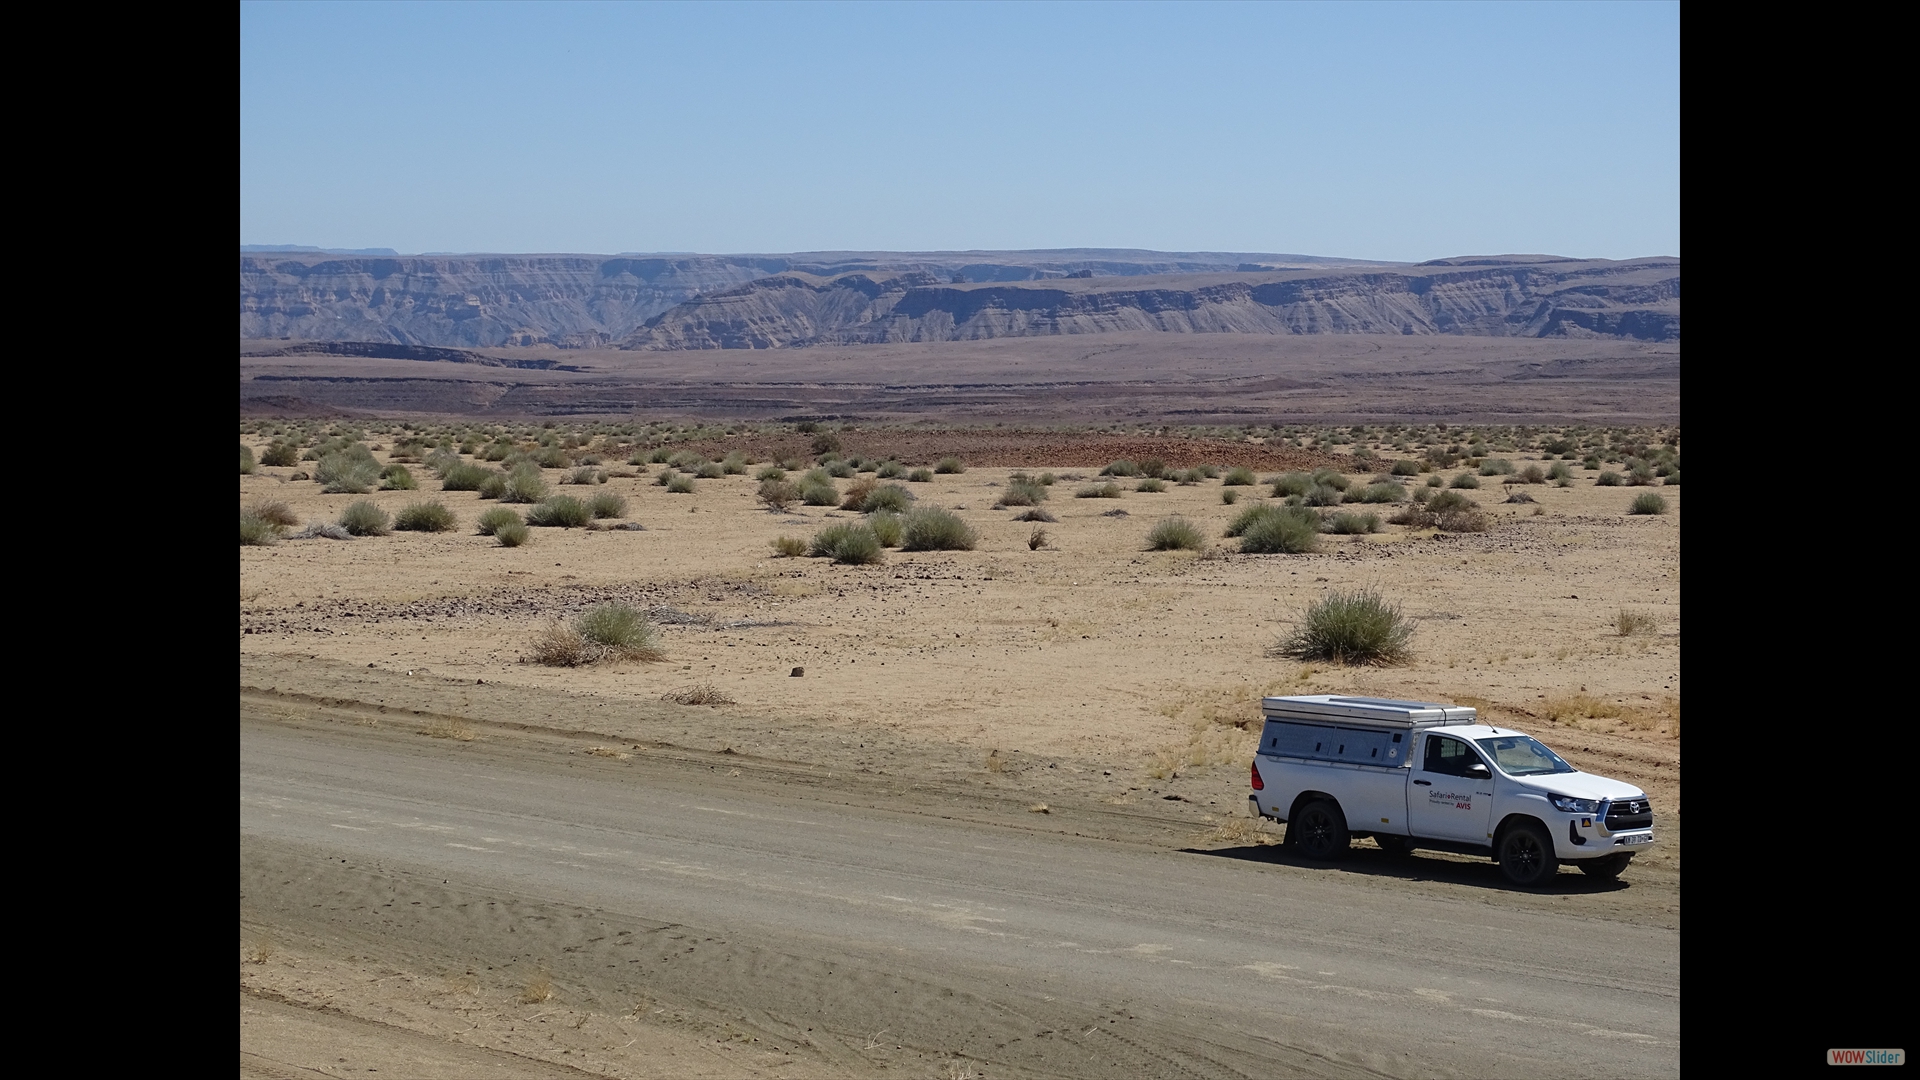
1222,466,1256,486
476,472,508,500
839,478,878,510
1240,506,1321,554
1270,472,1312,498
381,464,418,490
867,508,904,547
1101,460,1141,477
901,507,978,551
810,522,885,564
247,498,299,528
1425,473,1445,488
862,483,913,513
819,459,851,478
876,460,905,479
647,447,674,464
317,449,382,494
1437,507,1489,532
1302,483,1344,507
1036,472,1057,485
1275,589,1413,665
1629,492,1668,515
1595,470,1624,486
1627,463,1657,486
1389,459,1421,476
1310,468,1350,492
757,479,800,510
1222,489,1239,504
907,467,934,482
338,500,391,536
1145,516,1204,551
527,495,592,528
588,491,628,519
577,602,663,659
1387,506,1434,527
392,500,457,532
477,506,522,535
1662,471,1680,486
1136,478,1167,493
810,432,843,456
1076,482,1122,499
1547,461,1573,482
260,442,299,468
756,465,786,482
666,473,696,494
1327,511,1381,534
721,452,748,475
534,446,572,469
1478,458,1515,476
1516,463,1547,484
995,480,1049,507
1347,482,1404,504
240,445,256,474
799,476,838,505
934,457,966,474
1028,525,1049,550
501,463,549,503
1139,458,1169,479
1013,507,1057,522
441,462,493,491
1189,463,1219,480
1449,472,1480,489
770,535,808,557
567,466,605,485
240,513,277,546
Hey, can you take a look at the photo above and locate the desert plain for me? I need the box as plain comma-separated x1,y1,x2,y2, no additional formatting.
241,415,1678,1079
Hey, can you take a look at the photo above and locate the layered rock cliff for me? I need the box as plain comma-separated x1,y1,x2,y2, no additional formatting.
622,257,1678,348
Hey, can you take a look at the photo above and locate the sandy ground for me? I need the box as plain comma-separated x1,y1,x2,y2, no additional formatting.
241,435,1678,1076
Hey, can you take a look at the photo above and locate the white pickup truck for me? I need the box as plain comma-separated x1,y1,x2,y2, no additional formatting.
1247,695,1655,886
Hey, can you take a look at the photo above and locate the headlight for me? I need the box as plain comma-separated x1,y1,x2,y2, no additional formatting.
1549,794,1599,814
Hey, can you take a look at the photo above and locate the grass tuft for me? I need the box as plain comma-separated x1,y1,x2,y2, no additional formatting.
337,500,391,536
1145,516,1204,550
901,507,978,551
393,500,457,532
1273,589,1414,665
810,522,885,564
1629,492,1668,515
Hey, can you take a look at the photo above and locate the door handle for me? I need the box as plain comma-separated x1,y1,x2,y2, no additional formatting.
1413,780,1432,786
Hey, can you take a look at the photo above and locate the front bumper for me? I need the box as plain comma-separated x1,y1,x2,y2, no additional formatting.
1557,811,1656,860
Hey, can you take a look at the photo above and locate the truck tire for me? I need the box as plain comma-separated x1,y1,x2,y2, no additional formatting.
1291,800,1349,860
1497,822,1558,886
1374,835,1413,856
1577,853,1632,879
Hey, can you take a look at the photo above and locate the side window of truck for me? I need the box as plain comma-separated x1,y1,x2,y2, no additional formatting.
1424,735,1476,776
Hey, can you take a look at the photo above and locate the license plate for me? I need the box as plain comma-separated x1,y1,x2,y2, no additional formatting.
1623,834,1652,845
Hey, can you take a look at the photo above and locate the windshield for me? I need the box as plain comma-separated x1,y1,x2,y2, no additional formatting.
1475,735,1575,776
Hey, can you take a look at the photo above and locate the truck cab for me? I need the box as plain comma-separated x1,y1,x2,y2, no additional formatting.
1247,695,1655,886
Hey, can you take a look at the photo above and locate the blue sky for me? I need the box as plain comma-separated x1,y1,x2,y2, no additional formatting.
240,2,1678,262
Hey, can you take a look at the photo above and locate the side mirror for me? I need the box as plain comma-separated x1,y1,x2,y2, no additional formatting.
1467,763,1491,781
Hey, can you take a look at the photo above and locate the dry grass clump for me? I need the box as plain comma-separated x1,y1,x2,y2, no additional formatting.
810,522,885,564
529,603,664,666
337,500,391,536
1145,516,1204,551
476,506,521,535
247,498,299,528
900,507,977,551
1629,492,1668,515
1076,482,1122,499
663,684,735,706
1272,589,1414,665
240,512,278,546
393,500,457,532
770,535,808,557
1616,609,1658,636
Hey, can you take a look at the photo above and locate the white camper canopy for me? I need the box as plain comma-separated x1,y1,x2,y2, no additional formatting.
1259,695,1477,729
